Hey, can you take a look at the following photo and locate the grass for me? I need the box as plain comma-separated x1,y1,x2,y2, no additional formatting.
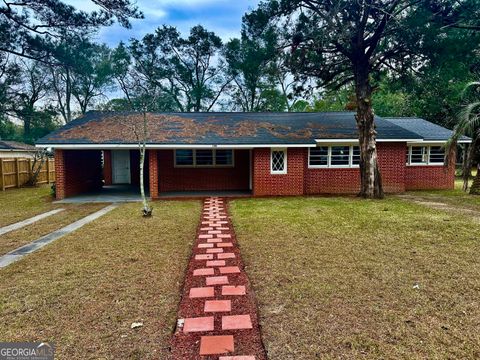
231,196,480,359
0,203,106,256
0,201,201,359
0,185,58,227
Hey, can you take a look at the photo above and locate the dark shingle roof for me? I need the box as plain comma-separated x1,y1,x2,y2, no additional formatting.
0,141,37,151
37,111,432,146
383,117,469,141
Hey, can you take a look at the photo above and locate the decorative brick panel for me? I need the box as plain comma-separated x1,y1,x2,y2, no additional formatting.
252,148,305,196
149,149,159,199
54,149,66,200
377,142,406,193
157,150,250,193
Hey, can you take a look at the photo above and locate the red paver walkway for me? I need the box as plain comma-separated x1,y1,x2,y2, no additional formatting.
171,197,266,359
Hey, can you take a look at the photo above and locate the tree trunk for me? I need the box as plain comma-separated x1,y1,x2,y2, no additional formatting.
470,164,480,195
355,66,384,199
65,69,72,122
140,112,152,216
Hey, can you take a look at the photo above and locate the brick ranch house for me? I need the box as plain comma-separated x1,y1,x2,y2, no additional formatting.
36,111,470,200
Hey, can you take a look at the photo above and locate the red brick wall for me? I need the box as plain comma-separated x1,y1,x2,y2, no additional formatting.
157,149,250,193
54,149,103,200
253,143,407,196
149,150,159,199
103,150,112,185
405,149,456,190
252,148,305,196
304,143,406,194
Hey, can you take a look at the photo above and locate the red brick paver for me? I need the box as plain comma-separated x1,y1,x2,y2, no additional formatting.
200,335,234,355
171,197,266,359
184,316,215,333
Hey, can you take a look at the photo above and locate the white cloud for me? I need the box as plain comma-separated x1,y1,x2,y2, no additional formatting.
63,0,102,12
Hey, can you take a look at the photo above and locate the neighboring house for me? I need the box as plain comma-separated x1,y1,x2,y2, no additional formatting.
36,111,470,200
0,141,38,159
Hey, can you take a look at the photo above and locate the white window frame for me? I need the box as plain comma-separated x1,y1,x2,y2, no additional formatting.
270,148,288,174
174,149,235,168
406,145,445,166
308,145,360,169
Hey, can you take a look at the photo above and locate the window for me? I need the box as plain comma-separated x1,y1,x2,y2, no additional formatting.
429,146,445,163
174,149,234,167
406,145,445,166
196,150,214,166
309,147,328,166
271,148,287,174
215,150,233,166
352,146,360,165
308,145,360,168
331,146,350,166
410,146,428,164
175,149,194,166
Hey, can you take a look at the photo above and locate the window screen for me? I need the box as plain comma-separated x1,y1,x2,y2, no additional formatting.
309,147,328,166
429,146,445,163
175,149,194,166
330,146,350,166
410,146,428,164
215,150,233,166
195,150,214,166
352,146,360,165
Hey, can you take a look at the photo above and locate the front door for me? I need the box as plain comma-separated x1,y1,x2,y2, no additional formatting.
112,150,131,184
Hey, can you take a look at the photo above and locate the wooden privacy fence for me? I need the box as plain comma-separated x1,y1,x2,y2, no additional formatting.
0,158,55,191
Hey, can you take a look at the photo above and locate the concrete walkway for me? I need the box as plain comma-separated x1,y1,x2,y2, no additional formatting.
0,208,65,236
0,204,117,269
55,185,143,204
171,197,266,359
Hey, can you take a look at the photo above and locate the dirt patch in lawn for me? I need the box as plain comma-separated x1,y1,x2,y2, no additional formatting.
397,194,480,222
231,196,480,359
0,203,107,256
0,201,201,359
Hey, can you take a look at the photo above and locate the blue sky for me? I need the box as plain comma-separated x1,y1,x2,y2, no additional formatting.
64,0,261,46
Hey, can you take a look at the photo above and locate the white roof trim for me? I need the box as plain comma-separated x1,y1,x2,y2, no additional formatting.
407,140,471,145
36,138,471,150
35,143,315,150
314,138,424,143
315,138,471,144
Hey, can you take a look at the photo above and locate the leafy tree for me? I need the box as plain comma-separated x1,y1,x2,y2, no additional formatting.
245,0,433,198
0,0,142,63
386,4,480,127
11,60,49,141
224,28,277,111
71,43,114,114
128,25,231,112
447,82,480,194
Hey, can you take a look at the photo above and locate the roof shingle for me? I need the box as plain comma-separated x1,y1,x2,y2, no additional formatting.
36,111,459,146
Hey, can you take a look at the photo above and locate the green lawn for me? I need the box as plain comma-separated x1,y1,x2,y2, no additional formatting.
231,196,480,359
0,201,201,359
0,185,58,227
